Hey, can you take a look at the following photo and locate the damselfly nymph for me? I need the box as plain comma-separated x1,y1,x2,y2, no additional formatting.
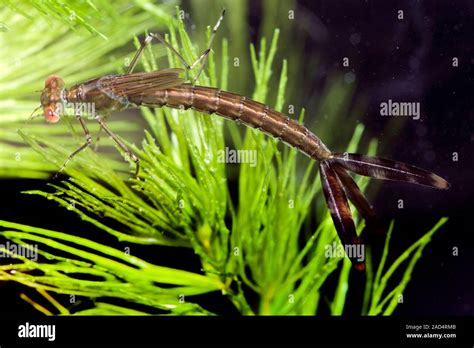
35,9,449,271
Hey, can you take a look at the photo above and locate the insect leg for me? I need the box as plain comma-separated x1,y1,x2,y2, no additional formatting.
191,8,226,82
127,9,226,82
95,116,140,178
126,31,190,74
53,115,92,179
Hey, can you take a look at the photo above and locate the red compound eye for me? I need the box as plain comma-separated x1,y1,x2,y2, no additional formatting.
45,75,64,89
44,105,60,123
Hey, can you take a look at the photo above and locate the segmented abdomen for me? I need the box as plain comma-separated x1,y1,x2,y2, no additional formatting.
136,84,331,160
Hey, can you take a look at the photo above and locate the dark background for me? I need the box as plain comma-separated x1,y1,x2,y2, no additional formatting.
295,0,473,315
242,0,473,315
0,0,472,316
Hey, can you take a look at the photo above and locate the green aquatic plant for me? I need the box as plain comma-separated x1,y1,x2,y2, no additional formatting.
0,0,180,179
0,2,447,315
